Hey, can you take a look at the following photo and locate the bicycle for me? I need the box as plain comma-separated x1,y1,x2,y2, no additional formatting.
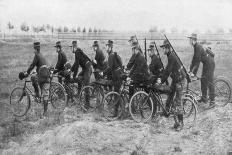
184,76,232,111
79,71,112,112
129,83,197,127
10,70,67,117
102,74,147,121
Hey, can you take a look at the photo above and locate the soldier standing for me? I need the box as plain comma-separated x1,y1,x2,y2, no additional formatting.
160,39,186,131
53,41,67,83
70,41,92,109
103,40,123,117
147,44,163,83
188,33,215,108
92,41,107,79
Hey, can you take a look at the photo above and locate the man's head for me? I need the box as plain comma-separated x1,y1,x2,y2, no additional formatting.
33,42,40,54
131,42,139,55
188,33,197,46
147,44,155,57
92,40,99,52
54,41,62,53
160,39,171,55
106,40,113,54
128,36,137,46
70,41,78,53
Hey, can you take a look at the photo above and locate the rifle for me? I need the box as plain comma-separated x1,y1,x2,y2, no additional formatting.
152,41,164,70
144,38,147,61
164,35,191,83
134,35,143,53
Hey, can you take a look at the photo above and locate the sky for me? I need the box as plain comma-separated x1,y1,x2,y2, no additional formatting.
0,0,232,32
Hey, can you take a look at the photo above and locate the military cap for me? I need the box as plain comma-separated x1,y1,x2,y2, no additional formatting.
92,41,99,47
33,42,40,47
160,39,170,48
128,36,136,42
69,41,77,47
131,42,139,49
148,44,155,50
187,33,197,40
54,41,61,48
106,40,113,46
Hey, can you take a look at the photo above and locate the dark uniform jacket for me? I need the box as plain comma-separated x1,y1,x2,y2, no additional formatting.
27,52,47,74
71,48,91,77
55,51,67,73
190,43,215,75
161,52,186,83
149,54,163,76
103,52,122,80
127,52,149,82
94,49,106,70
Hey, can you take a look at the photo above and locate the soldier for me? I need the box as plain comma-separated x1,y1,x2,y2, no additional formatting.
147,44,163,83
92,41,107,79
160,39,186,131
26,42,49,115
188,33,215,108
126,42,149,98
53,41,67,83
103,40,123,117
70,41,92,109
128,36,143,54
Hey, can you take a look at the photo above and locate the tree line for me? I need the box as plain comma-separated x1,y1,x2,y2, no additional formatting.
4,21,113,34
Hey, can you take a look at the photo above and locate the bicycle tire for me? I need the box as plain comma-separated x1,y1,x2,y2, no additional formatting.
50,82,67,110
214,76,232,106
102,91,123,121
129,91,154,123
182,96,197,128
10,87,31,117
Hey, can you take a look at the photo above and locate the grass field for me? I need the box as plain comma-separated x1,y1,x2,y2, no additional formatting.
0,35,232,154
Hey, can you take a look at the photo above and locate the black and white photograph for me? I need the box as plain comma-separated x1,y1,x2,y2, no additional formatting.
0,0,232,154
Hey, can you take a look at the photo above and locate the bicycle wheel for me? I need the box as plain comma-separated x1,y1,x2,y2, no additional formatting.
50,82,67,110
66,83,79,107
10,87,31,117
182,96,197,128
214,77,232,106
79,85,104,112
183,93,197,117
102,91,123,121
129,91,154,123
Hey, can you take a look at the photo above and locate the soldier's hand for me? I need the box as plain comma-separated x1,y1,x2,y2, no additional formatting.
189,72,194,77
157,78,162,85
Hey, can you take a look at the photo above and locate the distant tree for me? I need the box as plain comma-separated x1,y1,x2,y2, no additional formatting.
171,27,178,33
229,28,232,34
205,29,212,34
32,26,39,33
149,26,158,33
82,27,86,33
63,26,69,32
71,27,76,33
98,29,101,33
88,27,92,33
93,27,98,33
39,26,46,32
20,23,30,32
7,21,14,30
216,28,224,34
77,27,81,33
159,28,166,34
57,27,63,33
46,24,51,30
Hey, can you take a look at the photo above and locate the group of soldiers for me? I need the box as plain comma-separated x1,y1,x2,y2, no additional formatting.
22,33,215,131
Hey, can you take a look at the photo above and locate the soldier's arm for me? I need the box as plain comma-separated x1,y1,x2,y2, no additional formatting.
126,54,135,70
55,54,62,72
71,53,79,78
27,55,37,74
161,56,174,83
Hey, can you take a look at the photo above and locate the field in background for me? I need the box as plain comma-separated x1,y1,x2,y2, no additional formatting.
0,33,232,99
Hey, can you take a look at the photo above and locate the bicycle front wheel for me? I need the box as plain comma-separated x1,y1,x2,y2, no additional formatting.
102,91,123,121
50,82,67,110
182,96,197,128
214,77,232,106
10,87,31,117
79,85,104,112
129,91,154,123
